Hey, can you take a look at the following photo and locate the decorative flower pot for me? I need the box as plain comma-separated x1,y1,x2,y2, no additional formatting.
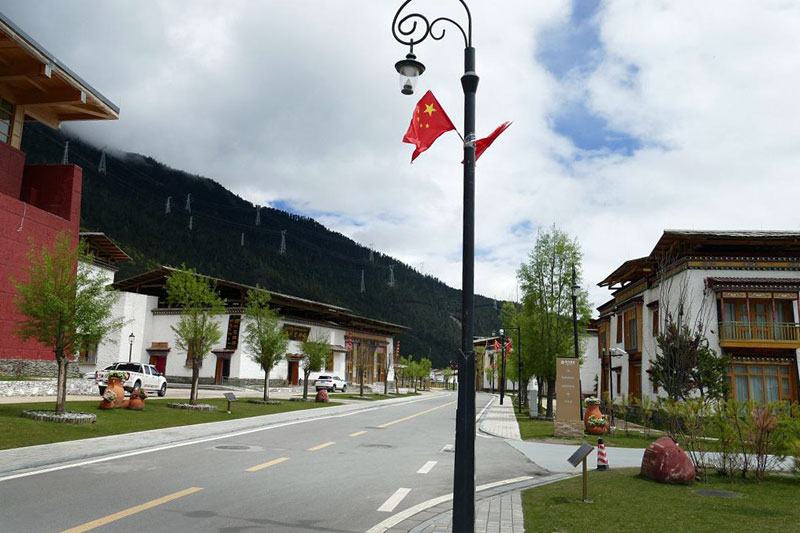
98,399,115,409
584,403,607,434
107,377,125,407
127,397,144,410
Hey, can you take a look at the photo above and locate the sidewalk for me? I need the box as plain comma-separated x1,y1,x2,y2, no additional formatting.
0,393,432,479
478,395,521,440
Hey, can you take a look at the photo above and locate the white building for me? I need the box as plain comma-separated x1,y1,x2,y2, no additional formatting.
596,230,800,404
77,234,406,387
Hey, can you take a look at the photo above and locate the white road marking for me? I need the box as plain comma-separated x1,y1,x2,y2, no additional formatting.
440,444,454,453
377,487,411,512
366,476,537,533
0,395,444,484
416,461,437,474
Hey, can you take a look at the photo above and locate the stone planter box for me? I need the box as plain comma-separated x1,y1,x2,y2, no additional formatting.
21,410,96,424
165,403,217,411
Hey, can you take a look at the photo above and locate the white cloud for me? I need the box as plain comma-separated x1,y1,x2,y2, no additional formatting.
4,0,800,313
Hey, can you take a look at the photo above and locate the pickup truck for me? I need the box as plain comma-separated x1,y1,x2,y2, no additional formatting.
95,362,168,397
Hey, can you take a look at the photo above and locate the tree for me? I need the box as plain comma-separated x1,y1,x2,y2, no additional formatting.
419,357,432,390
407,360,420,393
301,335,330,400
13,232,122,414
517,226,591,418
243,288,289,401
166,267,224,405
442,367,453,390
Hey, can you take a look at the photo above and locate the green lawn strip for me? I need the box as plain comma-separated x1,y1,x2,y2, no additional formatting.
522,468,800,533
515,411,662,449
0,397,340,450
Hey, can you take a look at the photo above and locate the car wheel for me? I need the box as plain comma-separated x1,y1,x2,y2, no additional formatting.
331,385,337,393
98,385,106,396
133,380,141,391
158,382,167,397
342,385,347,393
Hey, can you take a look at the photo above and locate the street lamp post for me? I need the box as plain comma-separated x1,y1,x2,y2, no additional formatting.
499,329,506,405
392,2,478,529
571,264,579,360
128,332,135,363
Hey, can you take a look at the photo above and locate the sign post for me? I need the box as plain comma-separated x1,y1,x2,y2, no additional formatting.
567,442,594,503
554,358,583,437
224,392,237,414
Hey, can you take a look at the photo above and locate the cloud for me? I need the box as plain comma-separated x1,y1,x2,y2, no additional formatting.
4,0,800,314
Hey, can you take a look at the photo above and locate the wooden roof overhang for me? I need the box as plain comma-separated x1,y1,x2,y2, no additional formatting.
79,232,131,264
598,257,656,289
705,277,800,293
0,12,119,130
111,267,407,335
651,230,800,261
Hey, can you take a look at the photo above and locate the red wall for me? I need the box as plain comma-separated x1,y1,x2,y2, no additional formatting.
0,142,25,199
0,164,82,360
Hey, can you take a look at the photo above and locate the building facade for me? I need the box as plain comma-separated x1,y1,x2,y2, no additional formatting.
0,12,118,370
596,230,800,404
103,267,406,387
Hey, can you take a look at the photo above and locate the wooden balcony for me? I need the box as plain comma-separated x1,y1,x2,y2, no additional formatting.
718,321,800,349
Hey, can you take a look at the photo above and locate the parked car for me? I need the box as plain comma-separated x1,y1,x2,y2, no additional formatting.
314,375,347,392
95,362,168,397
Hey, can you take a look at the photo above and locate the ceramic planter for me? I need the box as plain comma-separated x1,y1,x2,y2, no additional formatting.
107,377,125,407
127,397,144,410
584,403,607,434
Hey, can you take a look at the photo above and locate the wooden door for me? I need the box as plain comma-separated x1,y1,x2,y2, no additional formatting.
215,358,224,385
629,363,641,402
288,361,299,385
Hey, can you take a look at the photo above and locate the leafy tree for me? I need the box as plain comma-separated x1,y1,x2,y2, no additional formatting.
398,356,410,388
517,226,591,418
166,266,224,404
243,288,289,400
13,232,122,414
355,341,373,396
407,360,421,393
418,357,432,390
442,367,453,390
301,335,330,400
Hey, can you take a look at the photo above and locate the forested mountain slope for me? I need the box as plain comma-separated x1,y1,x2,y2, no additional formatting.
21,123,503,367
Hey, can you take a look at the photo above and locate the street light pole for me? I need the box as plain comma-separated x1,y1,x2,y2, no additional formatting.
499,329,506,405
571,264,579,359
128,332,135,363
392,3,477,530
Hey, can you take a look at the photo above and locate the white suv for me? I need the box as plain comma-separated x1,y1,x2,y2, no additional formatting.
95,362,168,397
314,375,347,392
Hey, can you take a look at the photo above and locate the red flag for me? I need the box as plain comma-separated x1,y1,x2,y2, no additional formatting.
493,340,501,351
475,121,511,161
403,90,456,162
505,341,512,353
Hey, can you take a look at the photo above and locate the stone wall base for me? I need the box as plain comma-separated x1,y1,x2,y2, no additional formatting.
0,378,97,397
0,359,82,378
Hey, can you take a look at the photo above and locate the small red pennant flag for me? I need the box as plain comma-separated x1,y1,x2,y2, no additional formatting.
475,121,512,161
403,90,456,162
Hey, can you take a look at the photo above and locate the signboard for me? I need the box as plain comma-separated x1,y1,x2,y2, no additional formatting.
554,358,582,437
567,443,594,468
224,392,237,402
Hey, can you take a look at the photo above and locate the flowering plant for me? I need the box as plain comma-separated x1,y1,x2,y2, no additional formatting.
587,414,608,427
102,389,117,403
130,387,148,400
107,371,127,380
583,396,601,407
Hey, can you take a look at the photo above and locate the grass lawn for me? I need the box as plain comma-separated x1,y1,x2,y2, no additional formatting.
515,412,662,449
0,397,339,450
522,468,800,533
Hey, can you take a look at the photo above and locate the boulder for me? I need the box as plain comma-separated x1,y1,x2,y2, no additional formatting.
315,389,329,403
640,436,695,484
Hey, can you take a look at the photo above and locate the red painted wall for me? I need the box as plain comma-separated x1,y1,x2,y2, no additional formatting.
0,163,82,360
0,142,25,199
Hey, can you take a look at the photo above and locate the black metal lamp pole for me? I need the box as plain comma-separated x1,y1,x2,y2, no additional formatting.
499,329,506,405
393,2,477,529
571,265,579,359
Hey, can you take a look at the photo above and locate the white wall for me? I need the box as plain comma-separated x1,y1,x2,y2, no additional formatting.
580,331,600,395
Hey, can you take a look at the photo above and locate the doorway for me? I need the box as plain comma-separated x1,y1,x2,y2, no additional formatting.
287,360,299,385
215,357,230,385
149,355,166,374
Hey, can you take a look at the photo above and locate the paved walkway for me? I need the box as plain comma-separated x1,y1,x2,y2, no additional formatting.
478,396,521,440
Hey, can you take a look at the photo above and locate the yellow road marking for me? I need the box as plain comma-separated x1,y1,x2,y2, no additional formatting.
349,431,367,437
62,487,203,533
377,401,456,428
307,441,336,451
246,456,290,472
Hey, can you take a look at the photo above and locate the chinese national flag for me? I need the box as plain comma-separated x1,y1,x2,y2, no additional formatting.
505,340,513,353
493,340,501,351
403,90,456,162
475,121,512,161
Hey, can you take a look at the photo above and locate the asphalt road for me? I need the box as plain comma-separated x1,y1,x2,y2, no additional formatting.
0,392,538,533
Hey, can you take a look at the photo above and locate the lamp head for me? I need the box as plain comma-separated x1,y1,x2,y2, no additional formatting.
395,48,425,96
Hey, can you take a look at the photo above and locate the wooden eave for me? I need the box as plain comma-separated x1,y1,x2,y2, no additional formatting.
79,232,131,263
651,230,800,261
0,12,119,128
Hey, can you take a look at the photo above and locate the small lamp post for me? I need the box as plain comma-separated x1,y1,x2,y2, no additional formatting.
571,265,580,360
128,332,135,363
499,328,506,405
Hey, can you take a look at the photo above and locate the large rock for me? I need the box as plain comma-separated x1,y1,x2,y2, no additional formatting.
315,389,329,403
640,436,695,484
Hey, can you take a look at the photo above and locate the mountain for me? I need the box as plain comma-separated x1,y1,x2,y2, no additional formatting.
21,123,504,368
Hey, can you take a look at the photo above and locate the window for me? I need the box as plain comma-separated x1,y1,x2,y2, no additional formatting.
624,309,638,352
652,309,659,335
0,99,13,144
728,361,796,403
326,352,334,371
616,315,623,343
78,344,98,364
